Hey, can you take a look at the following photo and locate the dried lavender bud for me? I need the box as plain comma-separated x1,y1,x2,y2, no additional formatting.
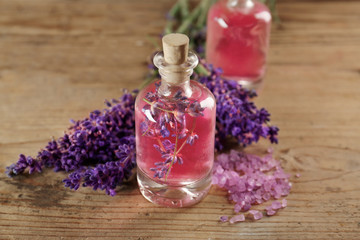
6,154,42,176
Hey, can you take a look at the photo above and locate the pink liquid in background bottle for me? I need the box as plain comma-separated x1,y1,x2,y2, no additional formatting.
206,0,271,89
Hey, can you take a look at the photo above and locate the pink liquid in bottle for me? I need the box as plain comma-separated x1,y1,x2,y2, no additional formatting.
135,81,215,185
206,0,271,89
135,36,216,207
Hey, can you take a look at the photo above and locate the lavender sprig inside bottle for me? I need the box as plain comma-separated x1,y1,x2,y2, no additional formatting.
140,86,205,179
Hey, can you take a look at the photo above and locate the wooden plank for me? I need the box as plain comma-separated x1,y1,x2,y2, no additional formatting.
0,0,359,239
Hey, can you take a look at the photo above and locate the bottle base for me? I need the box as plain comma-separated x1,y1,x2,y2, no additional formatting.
137,168,212,208
237,79,263,91
223,75,264,91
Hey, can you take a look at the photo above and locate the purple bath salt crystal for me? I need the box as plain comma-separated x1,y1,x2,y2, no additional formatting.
274,185,283,197
248,210,263,220
228,170,240,186
212,175,219,185
220,215,229,222
243,203,252,212
295,173,301,178
229,214,245,224
263,181,272,192
218,175,227,187
263,192,271,201
271,201,282,210
266,209,276,216
236,180,246,192
234,203,243,213
229,150,241,162
215,165,224,174
247,177,255,187
281,199,287,208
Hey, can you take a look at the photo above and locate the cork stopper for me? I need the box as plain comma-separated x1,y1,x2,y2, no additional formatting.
162,33,189,65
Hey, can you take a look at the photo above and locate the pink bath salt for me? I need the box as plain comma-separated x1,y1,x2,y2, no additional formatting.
295,173,301,178
266,209,276,216
271,201,282,210
212,150,292,222
229,214,245,224
243,203,252,212
234,203,243,213
248,210,263,220
228,170,240,186
281,199,287,208
220,215,229,222
215,165,224,174
263,192,271,201
218,175,227,187
211,176,219,185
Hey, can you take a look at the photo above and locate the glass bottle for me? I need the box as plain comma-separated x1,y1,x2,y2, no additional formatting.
206,0,271,90
135,33,216,207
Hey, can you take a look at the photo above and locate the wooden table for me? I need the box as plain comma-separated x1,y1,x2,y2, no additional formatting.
1,0,359,239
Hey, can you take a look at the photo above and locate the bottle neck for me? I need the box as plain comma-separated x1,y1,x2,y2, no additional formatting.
153,51,198,98
158,79,192,98
227,0,254,9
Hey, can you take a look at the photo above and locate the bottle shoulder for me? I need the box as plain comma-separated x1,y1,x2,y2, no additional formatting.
210,0,271,17
137,80,157,98
190,80,216,101
136,80,216,110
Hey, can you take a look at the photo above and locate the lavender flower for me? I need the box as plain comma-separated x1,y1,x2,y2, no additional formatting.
188,102,205,117
197,63,279,150
186,133,198,145
7,90,137,196
6,154,42,176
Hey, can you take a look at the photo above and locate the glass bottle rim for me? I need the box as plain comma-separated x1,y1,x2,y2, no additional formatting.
153,51,198,74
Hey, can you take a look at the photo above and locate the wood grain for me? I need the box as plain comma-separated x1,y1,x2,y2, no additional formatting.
0,0,359,239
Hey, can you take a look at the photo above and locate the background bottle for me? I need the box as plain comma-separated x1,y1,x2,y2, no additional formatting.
206,0,271,90
135,33,216,207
